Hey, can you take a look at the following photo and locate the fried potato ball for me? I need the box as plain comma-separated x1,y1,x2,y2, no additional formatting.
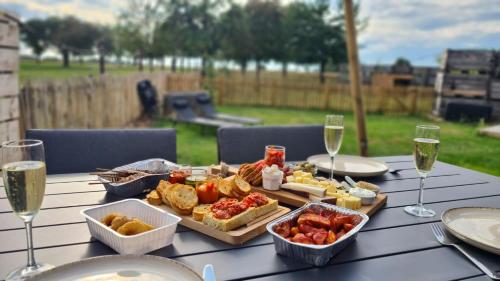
116,219,154,236
110,216,130,231
100,212,124,226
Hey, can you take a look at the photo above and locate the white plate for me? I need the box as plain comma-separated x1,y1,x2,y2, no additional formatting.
28,255,202,281
307,154,389,177
442,207,500,255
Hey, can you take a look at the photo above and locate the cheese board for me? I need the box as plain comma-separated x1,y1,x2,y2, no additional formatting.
210,165,387,217
146,200,290,245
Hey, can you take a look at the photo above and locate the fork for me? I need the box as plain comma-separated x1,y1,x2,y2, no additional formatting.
431,223,500,280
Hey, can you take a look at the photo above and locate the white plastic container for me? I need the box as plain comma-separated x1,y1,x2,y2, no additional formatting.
81,199,181,255
262,165,283,191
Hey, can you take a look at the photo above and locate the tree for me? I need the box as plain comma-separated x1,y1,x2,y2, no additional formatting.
21,19,50,62
218,3,252,74
95,26,114,74
119,0,167,71
245,0,284,80
45,16,98,67
392,57,413,74
285,1,347,83
191,0,223,76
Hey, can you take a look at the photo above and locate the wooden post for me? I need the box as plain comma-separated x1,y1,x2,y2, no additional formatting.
343,0,368,156
0,11,20,142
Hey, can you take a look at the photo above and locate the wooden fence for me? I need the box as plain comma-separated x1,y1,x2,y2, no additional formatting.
0,11,20,143
20,72,202,130
210,75,435,115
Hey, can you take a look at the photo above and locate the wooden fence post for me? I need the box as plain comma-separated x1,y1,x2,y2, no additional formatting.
344,0,368,156
0,11,20,142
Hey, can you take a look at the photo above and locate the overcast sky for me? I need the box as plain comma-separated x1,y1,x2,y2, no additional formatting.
1,0,499,66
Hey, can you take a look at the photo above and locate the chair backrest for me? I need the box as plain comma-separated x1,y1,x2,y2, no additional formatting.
217,125,326,164
195,93,217,118
165,95,198,120
26,129,176,174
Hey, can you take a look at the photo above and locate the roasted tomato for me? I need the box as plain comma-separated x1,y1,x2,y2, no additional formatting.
297,213,331,229
330,215,354,232
242,192,268,207
298,224,326,235
210,198,248,219
312,231,328,245
196,182,219,204
326,230,336,244
274,222,291,238
291,233,313,244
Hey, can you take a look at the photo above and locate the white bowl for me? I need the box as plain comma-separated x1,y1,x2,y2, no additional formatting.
81,199,181,255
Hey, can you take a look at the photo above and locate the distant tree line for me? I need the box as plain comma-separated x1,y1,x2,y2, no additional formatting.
21,0,365,82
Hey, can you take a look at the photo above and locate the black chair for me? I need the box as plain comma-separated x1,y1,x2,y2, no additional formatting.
194,93,261,125
217,125,326,164
137,80,158,117
165,95,242,128
26,129,176,174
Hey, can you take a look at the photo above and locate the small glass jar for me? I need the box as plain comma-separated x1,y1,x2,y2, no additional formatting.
185,169,208,187
168,165,191,184
264,145,286,168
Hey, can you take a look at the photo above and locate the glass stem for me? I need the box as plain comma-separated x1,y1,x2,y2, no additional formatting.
329,155,335,180
25,220,37,268
417,176,426,207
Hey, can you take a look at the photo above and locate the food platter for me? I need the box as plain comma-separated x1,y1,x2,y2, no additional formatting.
211,165,387,217
29,255,202,281
152,202,290,245
307,154,389,177
144,179,290,245
442,207,500,255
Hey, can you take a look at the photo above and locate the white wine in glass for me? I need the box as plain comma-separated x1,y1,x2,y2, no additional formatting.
1,140,54,280
404,125,440,217
324,115,344,180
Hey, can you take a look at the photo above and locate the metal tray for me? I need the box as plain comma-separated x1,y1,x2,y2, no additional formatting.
98,158,178,198
266,202,369,266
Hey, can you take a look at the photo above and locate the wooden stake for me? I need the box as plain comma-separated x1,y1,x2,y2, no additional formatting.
343,0,368,156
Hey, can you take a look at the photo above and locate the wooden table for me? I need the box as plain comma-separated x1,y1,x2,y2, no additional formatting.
1,155,499,280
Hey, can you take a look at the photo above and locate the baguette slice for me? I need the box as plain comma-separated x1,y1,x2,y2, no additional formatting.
146,190,162,206
202,198,278,232
156,180,174,206
192,204,211,221
170,185,198,215
217,177,234,197
234,176,252,194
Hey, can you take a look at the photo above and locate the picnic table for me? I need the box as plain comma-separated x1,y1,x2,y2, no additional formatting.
1,155,499,281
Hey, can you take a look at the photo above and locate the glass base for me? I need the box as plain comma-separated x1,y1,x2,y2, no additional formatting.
6,263,54,281
404,205,436,218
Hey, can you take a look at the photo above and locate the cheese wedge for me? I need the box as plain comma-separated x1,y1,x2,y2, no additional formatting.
280,183,326,197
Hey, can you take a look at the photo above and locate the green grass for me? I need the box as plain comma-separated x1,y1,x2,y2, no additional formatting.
155,106,500,176
20,59,145,83
19,59,500,176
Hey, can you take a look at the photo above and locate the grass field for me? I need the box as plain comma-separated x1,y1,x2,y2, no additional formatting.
155,106,500,176
19,59,500,176
20,59,146,82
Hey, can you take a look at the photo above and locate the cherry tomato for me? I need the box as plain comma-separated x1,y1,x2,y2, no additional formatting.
196,182,219,204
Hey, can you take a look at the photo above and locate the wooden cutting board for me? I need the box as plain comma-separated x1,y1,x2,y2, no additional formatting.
147,201,290,245
210,165,387,217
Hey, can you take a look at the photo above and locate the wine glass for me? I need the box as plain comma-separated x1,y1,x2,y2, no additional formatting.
1,140,54,280
324,115,344,180
404,125,440,217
